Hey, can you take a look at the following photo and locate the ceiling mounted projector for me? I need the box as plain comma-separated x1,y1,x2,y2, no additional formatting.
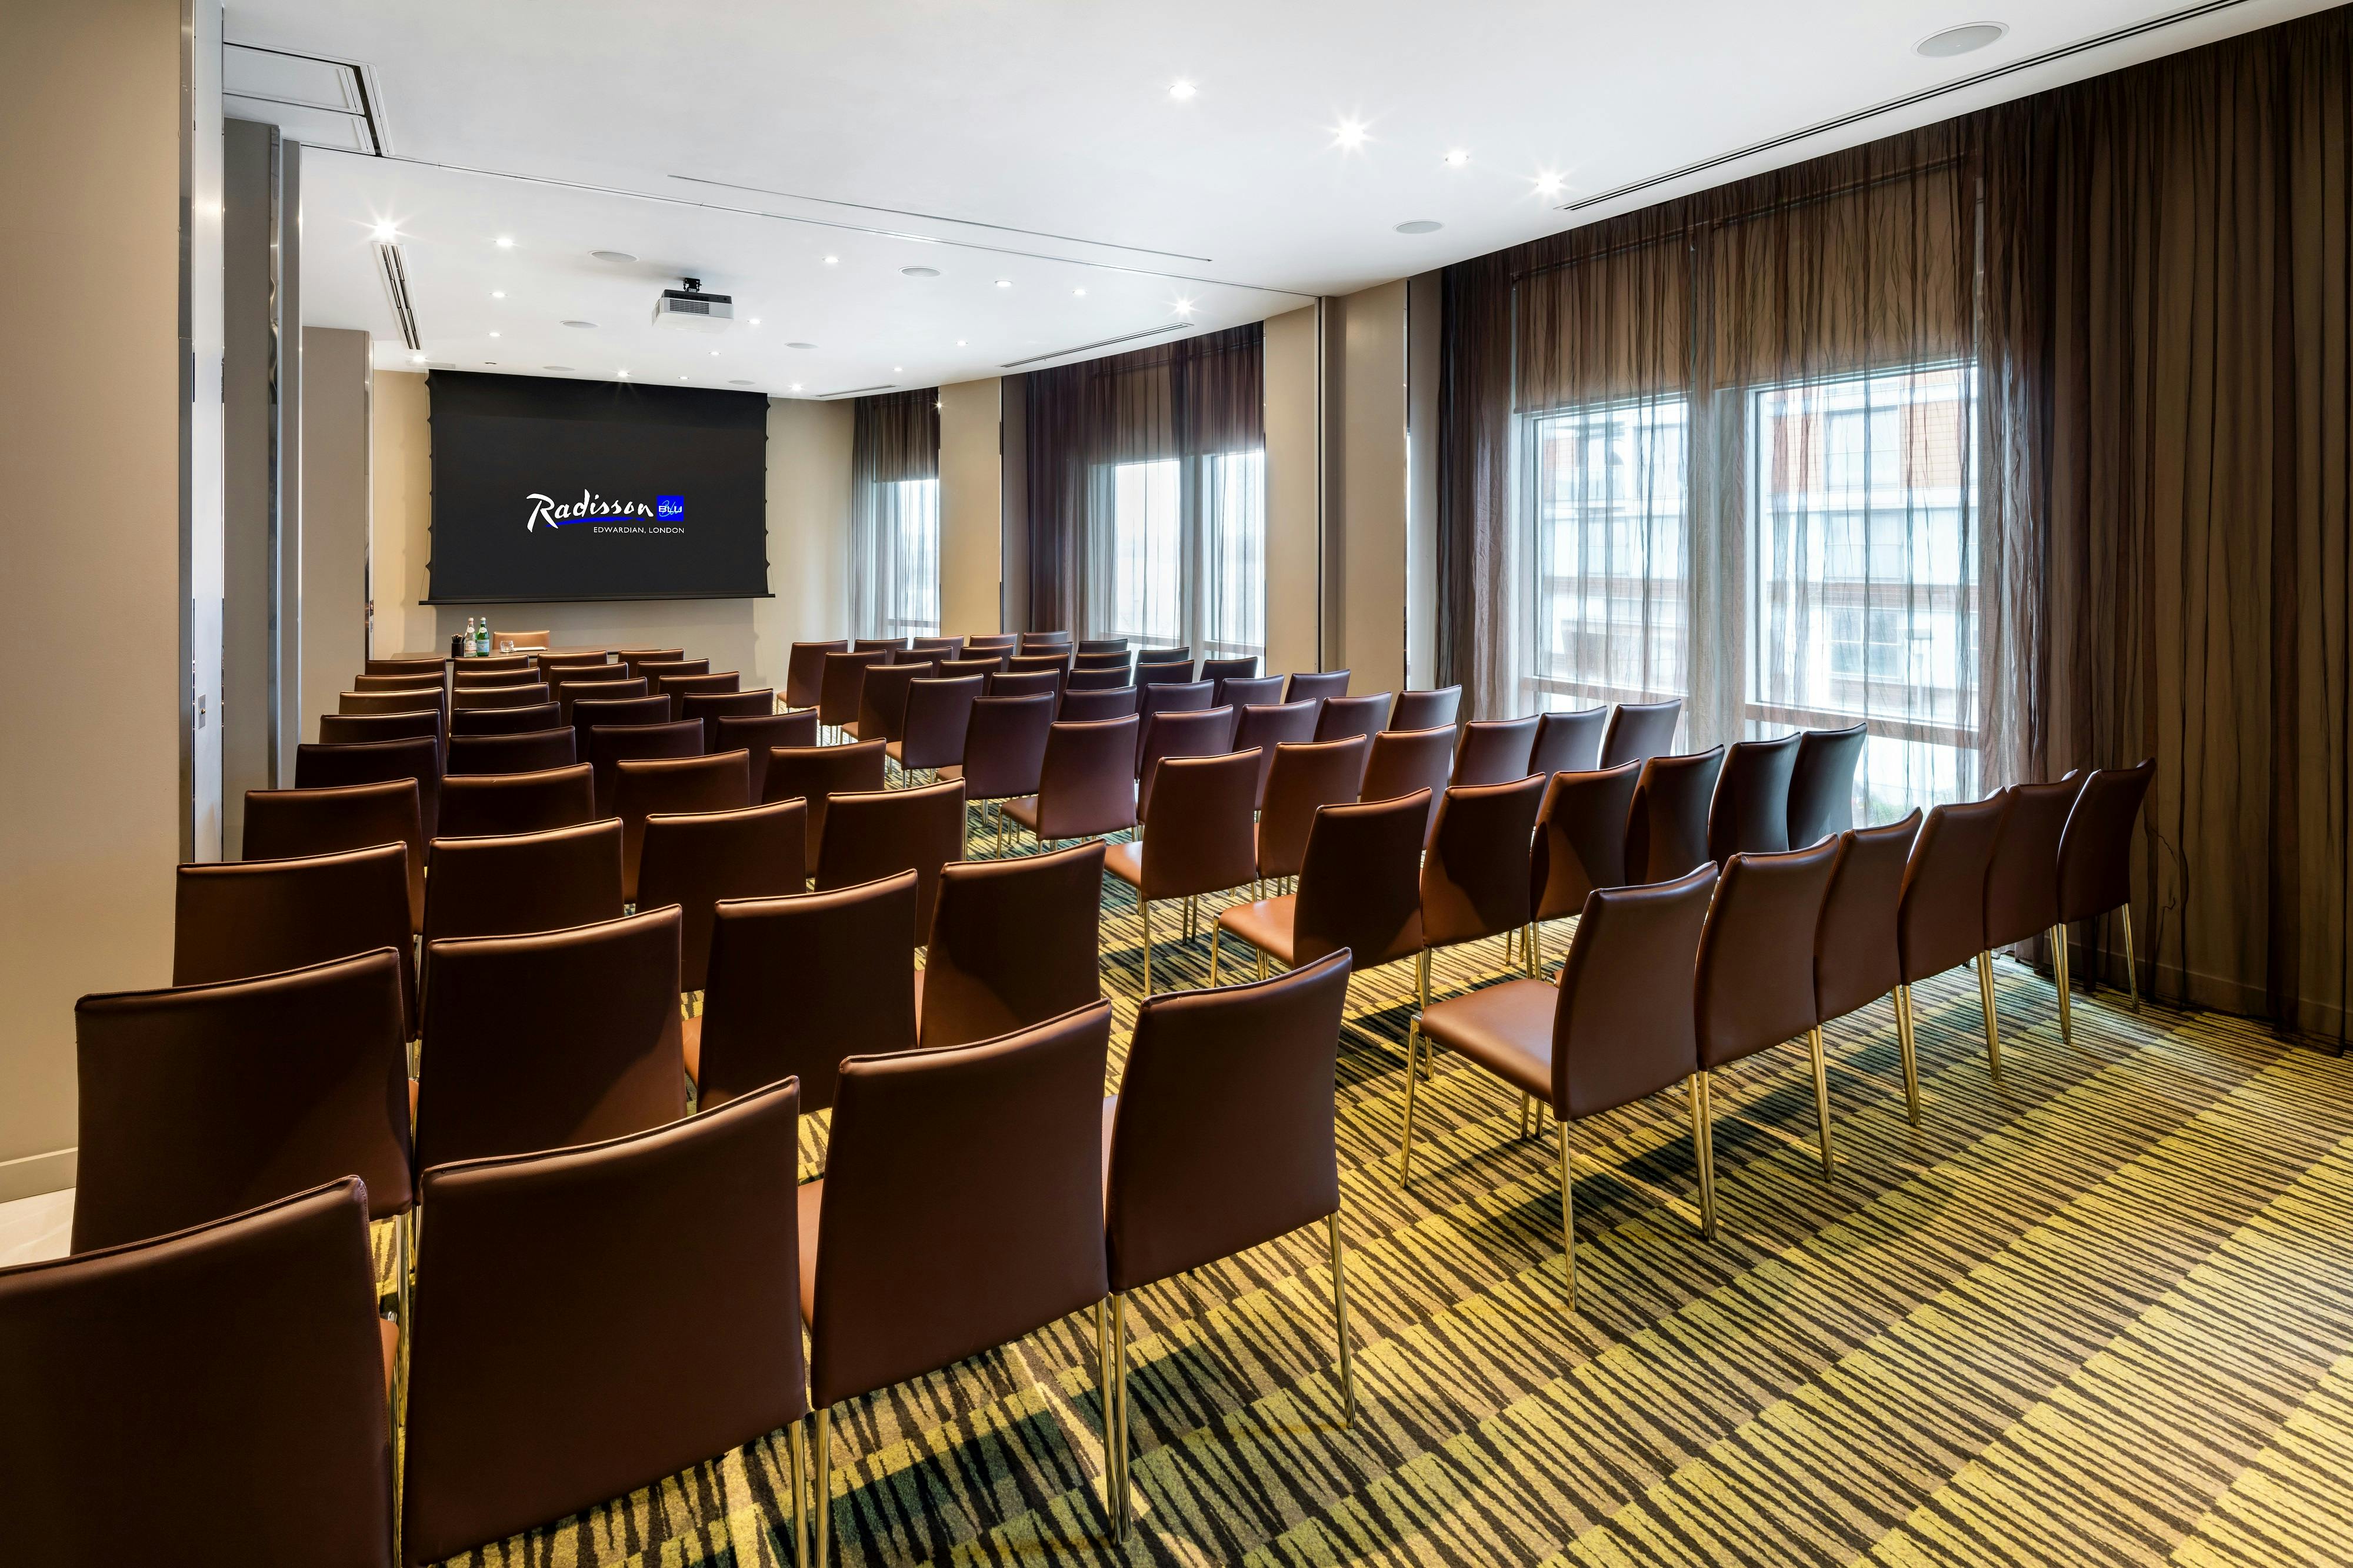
653,277,732,332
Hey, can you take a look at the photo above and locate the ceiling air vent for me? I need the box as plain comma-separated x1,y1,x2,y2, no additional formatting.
375,242,421,351
223,42,391,155
1000,322,1185,370
819,384,898,398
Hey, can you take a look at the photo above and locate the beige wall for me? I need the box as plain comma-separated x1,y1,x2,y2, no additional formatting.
937,378,1003,637
1263,303,1325,682
1405,272,1442,692
761,397,856,663
300,328,372,749
371,369,436,658
1325,281,1411,696
0,0,197,1199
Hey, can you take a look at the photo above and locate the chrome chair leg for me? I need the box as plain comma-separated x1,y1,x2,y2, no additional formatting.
812,1407,832,1568
1415,949,1434,1079
1974,950,2003,1074
1138,899,1155,997
1805,1025,1834,1178
2121,906,2140,1008
1397,1026,1421,1186
1689,1069,1718,1239
1557,1119,1578,1309
1894,984,1922,1125
2053,922,2073,1045
1208,925,1221,985
1326,1213,1357,1429
1112,1293,1132,1540
789,1419,809,1568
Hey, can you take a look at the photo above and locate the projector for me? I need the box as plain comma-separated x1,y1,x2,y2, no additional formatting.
652,278,732,332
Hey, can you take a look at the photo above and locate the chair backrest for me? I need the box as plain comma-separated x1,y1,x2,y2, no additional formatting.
2055,758,2157,924
1452,715,1539,787
1137,645,1188,663
1135,749,1260,900
439,763,597,840
1983,778,2084,950
449,700,562,737
897,674,985,772
368,655,446,678
398,1079,803,1568
716,709,819,802
911,635,965,655
295,736,441,836
1531,707,1608,777
174,843,416,1036
1059,683,1140,721
1135,658,1196,687
1694,839,1840,1070
1706,732,1801,861
921,841,1105,1050
451,682,551,712
1599,697,1683,769
1073,649,1132,672
1295,790,1429,969
1200,656,1258,693
1786,722,1869,847
454,666,538,690
446,727,576,778
959,693,1056,801
1389,686,1462,732
73,949,413,1252
1421,775,1545,948
761,739,888,863
636,799,807,993
319,709,442,750
489,628,550,650
1896,795,2011,982
0,1179,395,1568
1361,724,1457,846
338,688,448,720
1314,690,1390,743
1138,705,1238,812
1134,680,1216,768
809,1001,1113,1409
423,818,624,948
1064,665,1131,692
1287,669,1351,704
536,655,615,679
786,639,850,708
987,668,1061,699
1814,810,1919,1024
1234,699,1323,806
614,750,751,900
1007,652,1071,680
699,872,918,1112
1078,637,1127,654
1032,715,1141,842
941,654,1009,681
1552,863,1718,1116
1019,629,1072,647
630,656,707,683
658,670,743,719
965,633,1021,651
552,675,648,719
853,638,908,654
354,670,446,694
682,688,775,746
1625,747,1725,884
586,718,705,815
1215,673,1286,712
569,694,675,759
1258,735,1372,880
241,778,424,931
818,649,889,727
415,908,685,1170
1106,950,1352,1294
1531,760,1644,922
454,653,535,676
815,778,968,935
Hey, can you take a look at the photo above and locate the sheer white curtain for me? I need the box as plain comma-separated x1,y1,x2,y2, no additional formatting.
1092,446,1265,658
849,389,941,640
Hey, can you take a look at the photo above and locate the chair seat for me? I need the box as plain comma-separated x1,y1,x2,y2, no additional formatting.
1215,896,1297,966
1419,978,1559,1102
1103,839,1143,888
798,1179,823,1325
682,1013,702,1085
1002,795,1041,831
380,1316,400,1399
883,740,961,780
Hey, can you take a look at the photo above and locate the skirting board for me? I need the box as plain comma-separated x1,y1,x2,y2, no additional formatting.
0,1147,76,1205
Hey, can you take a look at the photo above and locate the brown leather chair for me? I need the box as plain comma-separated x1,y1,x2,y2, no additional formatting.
912,635,966,656
414,908,685,1170
1133,679,1216,769
1412,863,1718,1306
422,818,624,949
587,718,705,816
175,843,416,1037
452,682,551,712
1232,700,1322,806
439,763,597,840
1136,706,1238,812
0,1179,395,1568
552,675,648,719
1896,795,2012,1075
1017,629,1071,648
354,671,446,694
628,655,705,682
1257,735,1372,884
1982,777,2085,1035
1065,666,1132,692
320,709,443,751
1218,790,1428,1034
296,736,441,837
815,778,967,936
1600,697,1682,769
1361,725,1457,846
1314,690,1390,744
959,693,1056,849
1706,733,1801,862
614,750,751,901
658,670,742,718
446,727,576,777
1530,762,1644,948
966,633,1021,652
802,1002,1114,1565
2055,758,2158,1025
487,628,549,652
941,653,1011,682
694,872,918,1113
368,655,447,678
853,637,907,654
1060,682,1140,720
763,739,889,864
1626,747,1725,884
1101,950,1358,1527
453,653,535,676
1817,812,1924,1121
1531,707,1608,776
682,687,775,745
399,1079,806,1568
787,639,851,709
1007,651,1071,683
72,949,413,1253
1215,673,1287,710
818,649,888,738
455,666,538,690
890,673,984,779
987,668,1062,699
1389,686,1462,732
853,660,933,746
449,701,562,737
638,800,807,995
338,688,448,720
1078,637,1128,655
1073,649,1132,672
1197,653,1253,692
888,645,941,665
244,778,425,932
1419,776,1546,1006
569,693,673,759
1694,839,1842,1185
718,709,819,802
1787,722,1869,847
1108,749,1259,995
1004,715,1140,850
1136,654,1194,687
1452,716,1539,787
1287,669,1349,704
921,841,1105,1049
537,655,616,679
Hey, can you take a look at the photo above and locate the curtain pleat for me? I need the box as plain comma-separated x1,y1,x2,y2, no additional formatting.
848,389,941,640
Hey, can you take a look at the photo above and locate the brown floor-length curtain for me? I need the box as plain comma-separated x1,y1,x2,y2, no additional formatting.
848,389,941,640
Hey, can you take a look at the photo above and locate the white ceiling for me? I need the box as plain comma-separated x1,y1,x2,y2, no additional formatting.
223,0,2327,398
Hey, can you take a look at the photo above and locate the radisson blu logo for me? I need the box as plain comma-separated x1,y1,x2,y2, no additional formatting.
525,490,685,535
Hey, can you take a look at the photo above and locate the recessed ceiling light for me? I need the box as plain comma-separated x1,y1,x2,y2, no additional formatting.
1395,219,1443,235
491,290,506,299
956,339,968,346
409,352,426,363
679,375,689,381
494,236,515,248
893,366,904,372
488,331,501,338
823,255,839,265
786,341,815,349
789,382,804,392
1174,297,1195,315
1916,21,2007,56
544,365,574,372
1534,172,1565,198
995,278,1012,288
1334,118,1368,151
617,369,630,378
711,350,721,356
590,249,636,263
749,318,761,326
902,266,940,278
1168,79,1197,101
1442,149,1469,168
1074,287,1087,297
371,221,397,242
562,320,596,329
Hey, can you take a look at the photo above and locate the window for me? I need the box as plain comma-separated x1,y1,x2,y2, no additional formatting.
1104,459,1181,646
1092,448,1266,660
875,475,940,639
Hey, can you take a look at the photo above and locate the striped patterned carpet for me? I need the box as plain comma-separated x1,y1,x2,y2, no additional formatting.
408,818,2353,1567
